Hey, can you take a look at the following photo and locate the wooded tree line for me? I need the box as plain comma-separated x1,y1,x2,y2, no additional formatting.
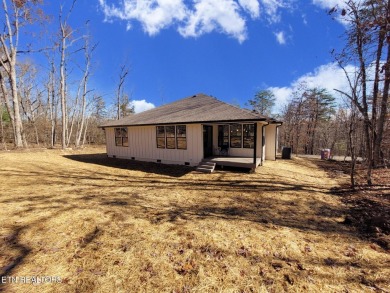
0,0,133,150
249,86,371,159
250,0,390,187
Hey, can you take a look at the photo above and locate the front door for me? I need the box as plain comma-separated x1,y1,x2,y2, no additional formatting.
203,125,213,158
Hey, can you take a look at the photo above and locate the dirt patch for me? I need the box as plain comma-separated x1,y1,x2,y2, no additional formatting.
0,148,389,292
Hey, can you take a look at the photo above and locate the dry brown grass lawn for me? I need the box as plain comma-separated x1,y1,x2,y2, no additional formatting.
0,147,389,293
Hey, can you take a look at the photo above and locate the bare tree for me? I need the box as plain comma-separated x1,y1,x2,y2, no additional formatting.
75,35,96,148
348,101,359,190
18,62,43,145
302,88,335,155
116,64,129,120
369,1,390,166
0,67,15,141
289,89,306,155
331,0,390,184
58,0,80,149
46,58,58,148
86,94,107,145
0,0,41,147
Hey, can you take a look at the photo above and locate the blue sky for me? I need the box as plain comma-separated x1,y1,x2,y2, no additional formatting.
36,0,350,114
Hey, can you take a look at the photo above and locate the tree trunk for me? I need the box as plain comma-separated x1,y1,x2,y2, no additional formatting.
75,38,91,148
49,62,57,148
75,84,87,148
0,105,6,150
348,103,357,190
9,50,26,148
66,95,78,147
81,116,89,147
60,26,67,150
373,41,390,166
0,70,16,142
116,65,129,120
362,117,373,185
0,0,28,148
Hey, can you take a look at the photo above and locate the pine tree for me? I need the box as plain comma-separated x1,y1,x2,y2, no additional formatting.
247,90,276,116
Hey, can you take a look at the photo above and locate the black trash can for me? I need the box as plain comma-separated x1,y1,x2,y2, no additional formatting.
282,147,292,159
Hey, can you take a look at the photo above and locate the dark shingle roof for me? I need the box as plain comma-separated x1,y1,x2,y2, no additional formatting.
100,93,274,127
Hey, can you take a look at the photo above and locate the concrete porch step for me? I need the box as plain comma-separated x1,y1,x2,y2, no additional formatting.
196,162,216,173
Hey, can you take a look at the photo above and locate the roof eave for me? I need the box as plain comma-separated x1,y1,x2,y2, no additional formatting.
99,118,268,128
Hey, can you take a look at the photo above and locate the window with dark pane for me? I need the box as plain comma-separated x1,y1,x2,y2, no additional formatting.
230,124,242,148
165,126,176,149
156,126,165,148
176,125,187,149
243,124,255,149
114,127,128,147
218,125,229,147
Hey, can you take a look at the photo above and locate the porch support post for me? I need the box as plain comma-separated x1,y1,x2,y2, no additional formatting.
253,122,257,165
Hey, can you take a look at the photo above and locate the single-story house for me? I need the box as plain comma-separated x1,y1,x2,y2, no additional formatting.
100,93,282,171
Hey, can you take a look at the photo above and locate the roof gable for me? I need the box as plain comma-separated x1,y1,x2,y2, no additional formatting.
100,93,272,127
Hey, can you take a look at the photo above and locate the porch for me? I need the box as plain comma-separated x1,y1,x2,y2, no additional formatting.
202,156,262,169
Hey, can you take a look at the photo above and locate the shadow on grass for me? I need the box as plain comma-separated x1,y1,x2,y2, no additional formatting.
0,227,31,280
143,199,349,235
0,153,374,284
0,205,74,287
0,163,351,235
63,153,194,178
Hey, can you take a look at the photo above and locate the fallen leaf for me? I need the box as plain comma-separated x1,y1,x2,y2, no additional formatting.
297,263,305,270
90,269,105,276
236,246,250,258
304,245,312,253
271,262,283,271
284,274,294,285
324,258,336,266
175,261,197,275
